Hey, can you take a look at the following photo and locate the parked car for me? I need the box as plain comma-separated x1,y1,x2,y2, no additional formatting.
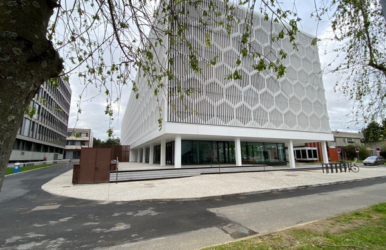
363,156,385,166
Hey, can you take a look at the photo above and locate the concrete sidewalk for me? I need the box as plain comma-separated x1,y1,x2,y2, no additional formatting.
42,164,386,202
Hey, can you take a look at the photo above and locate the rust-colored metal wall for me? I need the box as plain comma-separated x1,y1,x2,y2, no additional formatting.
72,148,112,184
94,145,130,162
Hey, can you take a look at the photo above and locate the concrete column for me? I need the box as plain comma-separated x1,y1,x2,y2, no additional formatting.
174,135,181,168
288,140,296,168
321,141,329,163
142,147,146,163
235,137,242,166
160,139,166,166
137,149,141,163
129,149,136,162
149,144,154,164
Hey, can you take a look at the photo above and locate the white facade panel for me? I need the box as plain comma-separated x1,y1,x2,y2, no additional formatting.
122,0,332,148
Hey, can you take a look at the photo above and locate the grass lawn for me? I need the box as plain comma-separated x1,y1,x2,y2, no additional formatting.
204,202,386,250
6,163,59,175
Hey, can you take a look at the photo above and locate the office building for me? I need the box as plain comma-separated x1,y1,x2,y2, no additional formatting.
65,128,93,159
9,78,71,163
121,1,333,168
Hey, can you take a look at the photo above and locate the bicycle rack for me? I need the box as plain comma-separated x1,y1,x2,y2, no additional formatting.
322,162,352,173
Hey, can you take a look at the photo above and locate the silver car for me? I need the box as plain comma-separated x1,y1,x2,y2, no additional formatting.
363,156,385,166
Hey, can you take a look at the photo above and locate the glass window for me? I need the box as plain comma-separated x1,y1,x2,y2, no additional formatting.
265,143,278,162
181,141,193,164
296,150,301,158
199,141,213,164
313,150,318,158
33,103,39,120
277,144,286,161
307,150,313,159
24,141,32,151
22,118,30,136
301,149,307,159
228,141,236,164
13,139,21,150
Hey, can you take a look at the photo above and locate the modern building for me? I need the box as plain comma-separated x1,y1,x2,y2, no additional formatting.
121,0,334,168
64,128,93,160
327,131,363,148
9,78,72,163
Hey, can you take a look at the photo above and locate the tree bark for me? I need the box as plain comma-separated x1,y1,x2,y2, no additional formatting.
0,0,63,191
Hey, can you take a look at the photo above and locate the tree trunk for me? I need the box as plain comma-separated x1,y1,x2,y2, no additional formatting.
0,0,63,191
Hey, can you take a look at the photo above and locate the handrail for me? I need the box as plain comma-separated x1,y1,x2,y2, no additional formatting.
116,157,119,184
210,155,221,173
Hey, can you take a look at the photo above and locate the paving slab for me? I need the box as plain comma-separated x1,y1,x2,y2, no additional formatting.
41,164,386,202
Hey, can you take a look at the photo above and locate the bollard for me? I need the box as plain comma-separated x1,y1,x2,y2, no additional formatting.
14,162,20,173
335,163,338,173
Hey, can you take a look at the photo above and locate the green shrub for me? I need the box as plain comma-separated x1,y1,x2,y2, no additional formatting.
342,144,369,160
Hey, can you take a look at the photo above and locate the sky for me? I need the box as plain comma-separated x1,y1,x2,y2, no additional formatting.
66,0,363,141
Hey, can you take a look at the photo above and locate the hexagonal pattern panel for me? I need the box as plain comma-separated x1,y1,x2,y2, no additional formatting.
226,86,243,105
213,29,231,49
269,109,283,128
298,70,308,83
306,47,315,60
289,96,301,113
197,99,215,122
236,104,252,125
161,4,331,133
217,102,234,124
244,88,259,107
251,73,266,91
290,55,301,69
302,59,312,73
306,86,316,101
206,82,224,103
185,78,202,100
266,77,281,94
253,107,268,126
294,83,305,99
215,65,231,84
260,91,274,109
255,29,269,45
275,94,289,111
302,99,313,115
286,67,297,81
310,114,320,130
280,80,293,96
251,40,262,54
313,101,324,116
242,56,255,72
298,113,309,129
284,112,297,128
223,49,239,69
321,116,330,131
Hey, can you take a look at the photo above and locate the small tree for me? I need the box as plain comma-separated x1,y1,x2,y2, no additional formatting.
342,144,369,160
361,121,385,143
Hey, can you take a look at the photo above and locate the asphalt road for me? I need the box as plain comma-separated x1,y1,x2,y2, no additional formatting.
0,163,386,250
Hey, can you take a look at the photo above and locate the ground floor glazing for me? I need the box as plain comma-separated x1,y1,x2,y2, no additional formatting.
141,140,287,166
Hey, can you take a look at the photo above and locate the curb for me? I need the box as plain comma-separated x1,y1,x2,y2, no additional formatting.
197,211,360,250
5,163,71,178
131,175,386,203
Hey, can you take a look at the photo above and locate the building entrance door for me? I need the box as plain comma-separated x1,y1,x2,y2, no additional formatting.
216,141,229,164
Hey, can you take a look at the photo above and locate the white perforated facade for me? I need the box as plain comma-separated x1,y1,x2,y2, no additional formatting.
121,0,333,168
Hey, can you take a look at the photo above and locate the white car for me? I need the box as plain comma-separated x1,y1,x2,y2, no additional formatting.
363,156,385,166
